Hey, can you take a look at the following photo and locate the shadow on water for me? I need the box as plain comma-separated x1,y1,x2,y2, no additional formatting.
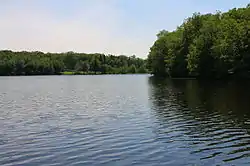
148,76,250,165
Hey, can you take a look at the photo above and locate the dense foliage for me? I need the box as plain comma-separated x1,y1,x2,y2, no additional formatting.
0,50,147,75
148,4,250,79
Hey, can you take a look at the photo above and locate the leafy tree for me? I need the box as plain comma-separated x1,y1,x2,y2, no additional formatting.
128,64,137,73
148,4,250,79
0,50,146,75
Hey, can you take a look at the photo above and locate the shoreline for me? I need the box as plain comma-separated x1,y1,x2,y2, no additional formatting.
0,73,149,77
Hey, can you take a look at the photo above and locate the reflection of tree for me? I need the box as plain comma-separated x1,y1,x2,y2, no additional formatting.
148,76,250,162
148,77,212,137
148,76,250,125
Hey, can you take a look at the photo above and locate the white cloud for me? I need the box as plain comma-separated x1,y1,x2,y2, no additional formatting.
0,1,152,58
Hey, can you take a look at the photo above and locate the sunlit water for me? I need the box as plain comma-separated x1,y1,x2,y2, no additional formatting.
1,75,250,166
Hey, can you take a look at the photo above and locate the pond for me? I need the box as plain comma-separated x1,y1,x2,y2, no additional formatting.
0,75,250,166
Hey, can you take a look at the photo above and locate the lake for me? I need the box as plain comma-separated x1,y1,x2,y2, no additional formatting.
0,75,250,166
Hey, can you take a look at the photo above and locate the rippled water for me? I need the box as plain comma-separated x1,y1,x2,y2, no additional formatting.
1,75,250,166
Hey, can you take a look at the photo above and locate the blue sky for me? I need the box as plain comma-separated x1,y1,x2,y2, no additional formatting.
0,0,249,58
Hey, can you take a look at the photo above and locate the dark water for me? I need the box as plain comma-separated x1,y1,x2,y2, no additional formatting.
1,75,250,166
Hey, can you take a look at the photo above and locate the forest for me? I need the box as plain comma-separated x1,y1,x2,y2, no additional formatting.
2,4,249,77
147,4,250,79
0,50,147,76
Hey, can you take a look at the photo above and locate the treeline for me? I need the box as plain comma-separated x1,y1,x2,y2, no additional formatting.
0,50,147,76
148,4,250,79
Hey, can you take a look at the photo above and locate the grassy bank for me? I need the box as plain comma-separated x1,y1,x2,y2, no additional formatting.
61,71,102,75
61,71,148,75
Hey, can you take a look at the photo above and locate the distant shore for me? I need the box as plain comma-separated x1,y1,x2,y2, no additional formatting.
0,72,149,76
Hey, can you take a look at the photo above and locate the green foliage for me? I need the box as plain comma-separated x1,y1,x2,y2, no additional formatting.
147,4,250,79
75,61,90,72
128,64,137,73
0,51,147,76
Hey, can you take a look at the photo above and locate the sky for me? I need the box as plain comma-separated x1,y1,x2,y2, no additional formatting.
0,0,249,58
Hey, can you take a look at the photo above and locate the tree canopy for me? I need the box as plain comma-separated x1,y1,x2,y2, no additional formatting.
148,4,250,79
0,50,147,76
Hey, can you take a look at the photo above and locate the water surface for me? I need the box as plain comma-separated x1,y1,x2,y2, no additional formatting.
0,75,250,166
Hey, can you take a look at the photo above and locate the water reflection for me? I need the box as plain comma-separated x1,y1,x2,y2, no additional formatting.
1,75,250,166
148,76,250,165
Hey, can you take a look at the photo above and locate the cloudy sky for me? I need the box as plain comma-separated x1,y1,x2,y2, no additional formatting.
0,0,249,58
